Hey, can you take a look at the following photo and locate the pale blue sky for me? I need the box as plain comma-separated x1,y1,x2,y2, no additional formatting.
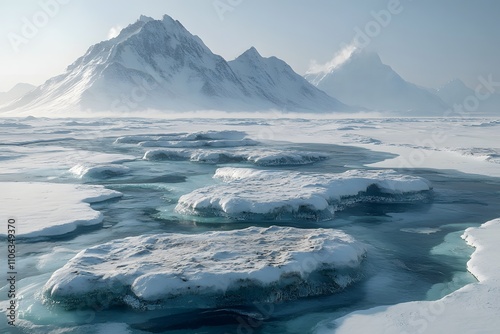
1,0,499,92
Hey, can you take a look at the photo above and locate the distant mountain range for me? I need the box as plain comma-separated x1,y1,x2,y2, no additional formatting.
305,51,450,114
0,83,35,107
435,78,500,114
1,15,345,114
1,14,497,115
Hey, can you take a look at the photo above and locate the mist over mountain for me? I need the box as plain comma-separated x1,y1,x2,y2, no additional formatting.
305,50,450,115
0,83,35,106
435,78,500,114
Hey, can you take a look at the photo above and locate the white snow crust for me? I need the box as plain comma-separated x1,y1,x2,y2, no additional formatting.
176,167,432,216
69,164,130,179
143,148,328,166
315,218,500,334
43,226,366,309
0,182,122,238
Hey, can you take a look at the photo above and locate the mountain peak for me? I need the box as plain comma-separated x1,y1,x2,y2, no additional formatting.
348,50,383,66
237,47,263,62
8,83,35,93
0,82,35,106
306,49,449,114
1,13,347,113
139,15,154,23
162,14,178,26
246,46,260,56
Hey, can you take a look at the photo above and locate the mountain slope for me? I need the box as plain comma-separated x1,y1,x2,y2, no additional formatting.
229,47,347,112
0,83,35,106
2,15,346,114
436,79,500,114
436,79,475,106
305,51,450,114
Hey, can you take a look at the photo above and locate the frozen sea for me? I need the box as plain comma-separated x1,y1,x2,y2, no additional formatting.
0,117,499,333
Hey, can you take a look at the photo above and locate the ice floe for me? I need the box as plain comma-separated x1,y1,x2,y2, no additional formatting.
143,148,328,166
113,130,259,149
43,226,366,309
138,138,259,148
315,218,500,334
176,168,432,217
246,150,328,166
0,183,121,238
69,164,130,179
114,130,249,144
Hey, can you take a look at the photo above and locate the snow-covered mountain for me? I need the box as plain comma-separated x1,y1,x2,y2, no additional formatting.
436,78,500,114
305,51,450,114
2,15,346,114
228,47,346,112
435,79,475,106
0,83,35,106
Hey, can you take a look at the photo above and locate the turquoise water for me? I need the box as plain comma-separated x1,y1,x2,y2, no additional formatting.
1,118,498,334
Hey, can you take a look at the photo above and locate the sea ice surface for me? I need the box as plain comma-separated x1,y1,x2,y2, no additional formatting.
176,167,432,217
69,164,130,179
43,226,366,309
143,148,328,166
315,218,500,334
0,182,122,238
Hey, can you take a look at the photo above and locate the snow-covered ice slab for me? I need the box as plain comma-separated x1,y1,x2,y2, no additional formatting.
176,168,432,217
315,218,500,334
69,163,130,179
114,130,258,148
43,226,366,309
0,183,121,238
139,138,259,148
143,148,328,166
246,150,328,166
115,130,248,144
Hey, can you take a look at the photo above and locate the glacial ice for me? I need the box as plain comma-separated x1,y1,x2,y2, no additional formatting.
176,167,432,217
43,226,366,310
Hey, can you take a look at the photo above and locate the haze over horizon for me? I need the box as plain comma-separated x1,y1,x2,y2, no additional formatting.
1,0,499,93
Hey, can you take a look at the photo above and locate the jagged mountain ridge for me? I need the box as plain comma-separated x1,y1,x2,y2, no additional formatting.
228,47,346,111
2,15,346,113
